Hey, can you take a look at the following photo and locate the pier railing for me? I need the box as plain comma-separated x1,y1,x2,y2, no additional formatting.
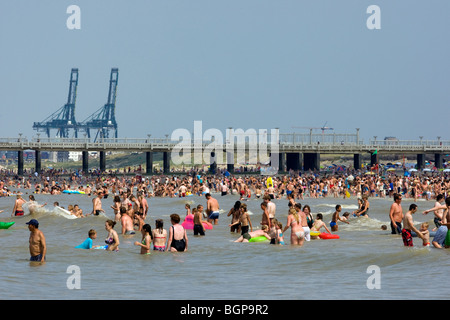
0,135,449,154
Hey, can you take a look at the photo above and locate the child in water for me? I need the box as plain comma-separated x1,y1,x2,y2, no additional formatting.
276,221,285,245
268,217,278,244
185,204,191,216
234,225,270,242
75,229,102,249
419,222,430,247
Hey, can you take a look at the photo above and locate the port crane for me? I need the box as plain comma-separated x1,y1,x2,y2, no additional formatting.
78,68,119,141
33,68,79,138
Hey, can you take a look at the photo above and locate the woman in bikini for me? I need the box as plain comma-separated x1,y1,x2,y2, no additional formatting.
282,208,305,246
104,220,120,251
134,223,152,254
152,219,167,251
310,213,332,239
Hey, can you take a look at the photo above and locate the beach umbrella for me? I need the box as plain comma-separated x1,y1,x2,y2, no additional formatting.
443,168,450,172
423,168,431,172
409,168,417,172
387,168,396,171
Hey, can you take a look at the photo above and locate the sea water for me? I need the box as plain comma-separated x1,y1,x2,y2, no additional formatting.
0,191,448,300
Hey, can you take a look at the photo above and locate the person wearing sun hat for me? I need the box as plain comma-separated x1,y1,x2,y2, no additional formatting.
26,219,46,262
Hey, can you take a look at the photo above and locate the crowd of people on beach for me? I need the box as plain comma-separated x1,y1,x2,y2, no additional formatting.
2,167,450,201
2,168,450,262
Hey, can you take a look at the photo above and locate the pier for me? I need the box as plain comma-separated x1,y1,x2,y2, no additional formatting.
1,130,449,175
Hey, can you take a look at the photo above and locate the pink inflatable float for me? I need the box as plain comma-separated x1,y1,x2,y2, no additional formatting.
182,214,213,230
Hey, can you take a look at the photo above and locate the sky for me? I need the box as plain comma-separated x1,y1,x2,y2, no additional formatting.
1,0,449,143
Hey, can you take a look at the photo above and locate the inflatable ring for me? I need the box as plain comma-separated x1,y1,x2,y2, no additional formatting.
319,233,339,240
94,245,108,250
181,214,213,230
310,231,321,237
63,190,85,194
248,235,269,243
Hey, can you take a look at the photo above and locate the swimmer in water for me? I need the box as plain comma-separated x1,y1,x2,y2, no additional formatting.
276,222,285,245
310,213,332,239
134,224,152,254
330,204,349,232
152,219,167,252
167,214,188,252
12,195,26,216
234,225,271,242
282,208,305,246
120,206,135,235
27,219,46,262
104,220,119,251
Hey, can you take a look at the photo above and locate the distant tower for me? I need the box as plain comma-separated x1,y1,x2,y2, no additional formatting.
79,68,119,141
33,68,79,138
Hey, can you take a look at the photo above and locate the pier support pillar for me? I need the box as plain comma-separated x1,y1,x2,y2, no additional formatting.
226,151,234,173
304,153,320,172
354,154,362,170
99,151,106,172
209,152,217,174
268,152,284,172
278,152,286,172
17,150,24,176
163,151,170,174
82,151,89,173
435,153,443,169
417,154,426,170
35,150,41,174
286,153,301,171
370,152,379,167
146,152,153,174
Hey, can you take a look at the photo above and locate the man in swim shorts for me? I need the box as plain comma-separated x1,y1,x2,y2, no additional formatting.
389,193,404,235
205,193,220,225
12,195,26,216
27,219,46,262
120,207,135,235
402,204,425,247
91,191,105,216
401,228,413,247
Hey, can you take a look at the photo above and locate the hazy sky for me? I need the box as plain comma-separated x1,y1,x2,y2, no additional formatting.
1,0,449,142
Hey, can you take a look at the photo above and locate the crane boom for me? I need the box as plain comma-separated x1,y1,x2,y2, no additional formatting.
78,68,119,141
33,68,79,138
